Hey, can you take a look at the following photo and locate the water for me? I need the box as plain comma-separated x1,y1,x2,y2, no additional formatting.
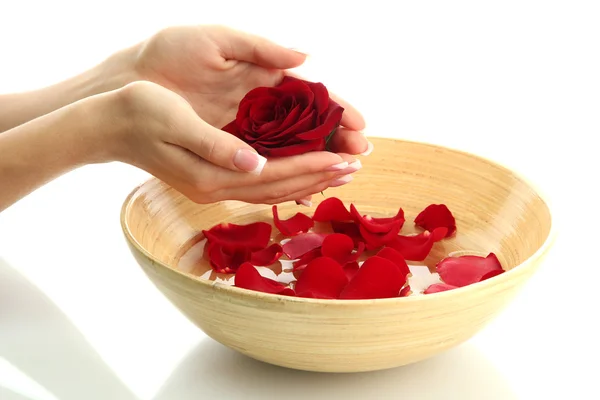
175,238,446,296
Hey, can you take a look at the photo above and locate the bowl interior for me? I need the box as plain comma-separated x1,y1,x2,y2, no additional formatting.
123,138,552,285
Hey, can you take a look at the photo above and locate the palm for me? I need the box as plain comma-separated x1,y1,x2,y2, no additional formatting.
137,27,281,129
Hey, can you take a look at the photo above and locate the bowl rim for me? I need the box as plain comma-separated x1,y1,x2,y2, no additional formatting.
120,137,557,305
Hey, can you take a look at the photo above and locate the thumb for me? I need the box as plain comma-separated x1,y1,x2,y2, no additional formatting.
214,26,307,69
175,117,267,175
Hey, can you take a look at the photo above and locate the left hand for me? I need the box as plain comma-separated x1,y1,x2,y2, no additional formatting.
130,25,370,156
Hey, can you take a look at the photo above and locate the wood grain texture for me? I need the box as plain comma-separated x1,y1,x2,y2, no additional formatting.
120,137,554,372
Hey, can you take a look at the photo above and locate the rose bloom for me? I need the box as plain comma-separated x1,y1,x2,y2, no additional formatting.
222,76,344,157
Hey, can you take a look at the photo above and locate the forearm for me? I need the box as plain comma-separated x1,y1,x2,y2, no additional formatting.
0,47,138,132
0,91,119,212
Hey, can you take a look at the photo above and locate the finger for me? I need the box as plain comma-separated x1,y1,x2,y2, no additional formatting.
285,71,366,131
295,195,313,207
254,151,350,183
268,174,353,205
136,142,212,203
212,26,307,69
167,113,268,175
218,168,354,204
328,127,374,156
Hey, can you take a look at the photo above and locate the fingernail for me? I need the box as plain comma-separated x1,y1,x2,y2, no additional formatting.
289,47,309,56
340,159,362,174
234,149,267,175
330,174,353,187
360,141,374,156
325,161,349,171
295,199,312,207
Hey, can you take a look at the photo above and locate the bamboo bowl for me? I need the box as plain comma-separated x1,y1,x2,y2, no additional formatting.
121,137,554,373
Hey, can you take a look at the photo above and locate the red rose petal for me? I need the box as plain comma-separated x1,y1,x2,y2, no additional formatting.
389,227,448,261
424,283,459,294
312,197,353,222
295,257,348,299
292,247,322,271
436,253,504,287
359,225,403,250
256,138,325,158
282,232,328,259
350,205,405,233
339,256,404,300
331,221,363,246
250,244,283,266
272,205,314,237
203,222,271,251
234,262,295,296
414,204,457,238
481,268,504,281
399,285,412,297
207,242,250,274
343,261,360,281
321,233,364,265
375,247,411,277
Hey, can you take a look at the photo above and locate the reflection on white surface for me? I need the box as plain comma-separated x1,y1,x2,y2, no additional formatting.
0,357,58,400
0,257,517,400
0,258,138,400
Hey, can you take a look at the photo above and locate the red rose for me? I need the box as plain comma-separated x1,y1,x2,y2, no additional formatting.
222,76,344,157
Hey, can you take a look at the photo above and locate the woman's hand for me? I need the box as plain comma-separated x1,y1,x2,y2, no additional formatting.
107,81,359,205
132,25,371,156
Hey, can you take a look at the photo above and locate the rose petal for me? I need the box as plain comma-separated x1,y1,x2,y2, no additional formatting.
389,227,448,261
436,253,504,287
306,81,330,115
313,197,353,222
272,205,314,237
481,268,504,281
282,232,329,259
359,225,403,250
292,247,322,271
375,247,410,278
414,204,457,238
250,243,283,266
339,256,405,300
350,205,405,233
255,138,325,158
296,100,344,140
321,233,364,265
234,263,295,296
203,222,271,251
207,242,250,274
343,261,360,281
295,257,348,299
424,283,459,294
331,221,363,246
399,285,412,297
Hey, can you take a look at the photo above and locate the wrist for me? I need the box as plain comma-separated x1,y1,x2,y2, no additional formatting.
69,46,141,101
73,89,131,164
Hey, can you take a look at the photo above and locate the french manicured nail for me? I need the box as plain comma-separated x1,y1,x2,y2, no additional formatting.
289,47,309,56
340,159,362,174
234,149,267,175
330,175,353,187
325,161,349,171
295,199,312,207
360,141,374,156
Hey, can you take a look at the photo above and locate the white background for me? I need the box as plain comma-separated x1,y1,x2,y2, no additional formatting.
1,1,598,399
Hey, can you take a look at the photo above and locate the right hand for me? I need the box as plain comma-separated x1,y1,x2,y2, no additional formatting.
102,81,359,205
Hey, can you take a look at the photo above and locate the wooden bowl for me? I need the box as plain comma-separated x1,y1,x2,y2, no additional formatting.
120,137,554,372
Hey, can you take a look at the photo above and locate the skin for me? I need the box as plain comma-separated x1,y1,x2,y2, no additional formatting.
0,25,370,213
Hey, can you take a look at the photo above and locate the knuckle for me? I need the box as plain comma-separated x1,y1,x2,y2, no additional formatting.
199,135,218,162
